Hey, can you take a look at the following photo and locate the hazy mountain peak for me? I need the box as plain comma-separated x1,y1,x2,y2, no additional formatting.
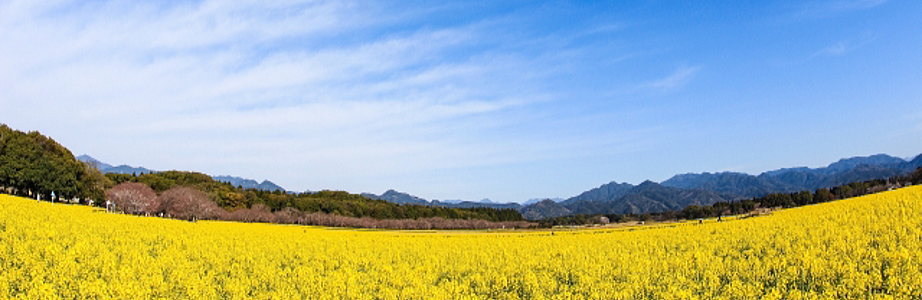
637,180,659,187
364,190,524,211
523,198,564,205
213,176,285,192
365,190,429,205
909,154,922,166
78,155,155,174
77,154,112,170
825,154,904,172
761,167,810,177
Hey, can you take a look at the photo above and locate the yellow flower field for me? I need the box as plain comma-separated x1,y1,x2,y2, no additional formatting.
2,186,921,299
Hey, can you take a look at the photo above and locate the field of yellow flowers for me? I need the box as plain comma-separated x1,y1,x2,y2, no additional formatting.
2,186,921,299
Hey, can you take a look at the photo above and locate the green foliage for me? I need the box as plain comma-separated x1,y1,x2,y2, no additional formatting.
0,124,109,202
106,171,525,222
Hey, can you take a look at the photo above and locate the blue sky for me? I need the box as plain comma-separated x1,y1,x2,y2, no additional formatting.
2,0,920,203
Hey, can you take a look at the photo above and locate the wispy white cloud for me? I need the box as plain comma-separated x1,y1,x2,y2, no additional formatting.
644,66,701,90
0,0,647,201
805,32,876,61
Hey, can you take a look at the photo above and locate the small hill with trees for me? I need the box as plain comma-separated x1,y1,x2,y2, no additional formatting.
0,124,108,203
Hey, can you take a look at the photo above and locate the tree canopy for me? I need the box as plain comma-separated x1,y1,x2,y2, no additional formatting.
0,124,108,202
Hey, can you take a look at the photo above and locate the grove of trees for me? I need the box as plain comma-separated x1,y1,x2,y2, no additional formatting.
158,187,224,221
106,182,158,214
105,171,526,223
0,124,108,203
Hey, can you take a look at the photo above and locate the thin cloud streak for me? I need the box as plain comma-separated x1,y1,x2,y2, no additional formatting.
644,66,701,90
802,32,876,63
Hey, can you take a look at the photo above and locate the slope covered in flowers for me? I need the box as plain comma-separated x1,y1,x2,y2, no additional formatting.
1,186,921,299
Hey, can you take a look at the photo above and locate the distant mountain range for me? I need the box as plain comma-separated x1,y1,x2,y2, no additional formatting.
78,155,286,192
77,155,156,175
212,176,286,192
365,153,922,220
660,154,919,198
362,190,523,210
79,152,922,220
520,153,922,220
520,180,740,220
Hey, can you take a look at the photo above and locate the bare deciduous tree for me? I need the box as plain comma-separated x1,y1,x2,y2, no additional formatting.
274,207,301,224
108,184,535,229
105,182,158,215
158,187,225,221
227,204,276,223
288,211,534,229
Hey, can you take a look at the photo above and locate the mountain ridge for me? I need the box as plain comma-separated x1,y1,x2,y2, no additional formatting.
661,153,920,198
79,152,922,220
523,152,922,219
78,154,155,175
213,175,286,192
362,190,522,210
79,155,286,192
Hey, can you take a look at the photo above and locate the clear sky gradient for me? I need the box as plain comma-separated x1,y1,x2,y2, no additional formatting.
2,0,920,203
